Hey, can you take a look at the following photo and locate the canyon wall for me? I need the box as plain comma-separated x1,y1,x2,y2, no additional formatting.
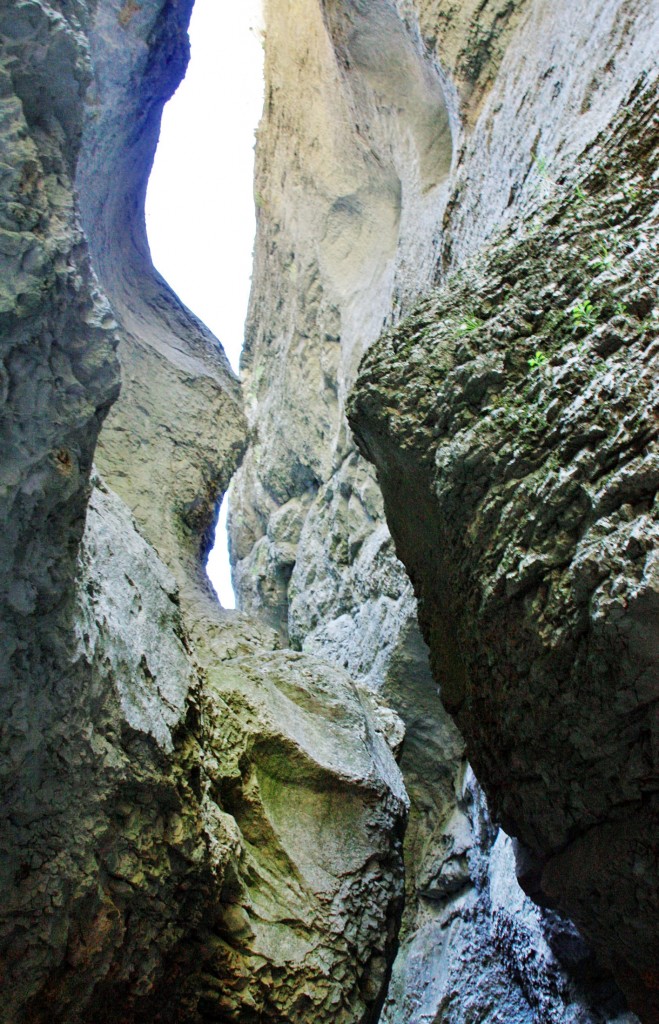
233,0,657,1021
0,0,656,1022
0,3,407,1021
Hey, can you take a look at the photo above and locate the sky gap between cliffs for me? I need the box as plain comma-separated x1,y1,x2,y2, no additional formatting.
145,0,264,607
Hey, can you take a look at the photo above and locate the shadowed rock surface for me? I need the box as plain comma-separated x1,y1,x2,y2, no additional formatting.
234,0,656,1021
350,51,658,1024
0,0,656,1021
0,2,407,1021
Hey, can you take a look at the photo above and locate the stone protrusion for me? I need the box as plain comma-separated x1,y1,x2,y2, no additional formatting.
350,71,659,1020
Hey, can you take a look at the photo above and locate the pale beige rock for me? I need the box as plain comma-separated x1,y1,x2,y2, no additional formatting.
2,0,656,1020
233,0,655,1020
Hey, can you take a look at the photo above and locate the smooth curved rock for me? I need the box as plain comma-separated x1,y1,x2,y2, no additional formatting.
76,0,247,583
3,0,657,1019
0,2,409,1020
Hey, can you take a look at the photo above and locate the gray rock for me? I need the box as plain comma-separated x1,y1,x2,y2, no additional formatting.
2,0,655,1020
0,2,410,1020
350,49,658,1019
233,0,653,1020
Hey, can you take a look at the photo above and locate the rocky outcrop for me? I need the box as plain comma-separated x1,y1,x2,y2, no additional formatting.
350,33,659,1024
1,0,656,1020
234,0,656,1021
0,2,407,1020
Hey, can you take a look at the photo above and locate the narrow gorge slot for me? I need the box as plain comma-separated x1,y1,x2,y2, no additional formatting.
145,0,264,606
2,0,656,1020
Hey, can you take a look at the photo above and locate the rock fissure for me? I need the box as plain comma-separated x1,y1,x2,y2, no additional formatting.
1,0,657,1021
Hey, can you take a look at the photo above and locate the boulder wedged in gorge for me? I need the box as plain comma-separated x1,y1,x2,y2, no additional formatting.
349,65,658,1024
233,0,656,1020
0,476,407,1023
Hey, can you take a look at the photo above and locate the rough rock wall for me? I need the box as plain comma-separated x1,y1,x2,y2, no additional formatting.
350,62,659,1021
0,2,408,1021
2,0,656,1021
233,0,655,1021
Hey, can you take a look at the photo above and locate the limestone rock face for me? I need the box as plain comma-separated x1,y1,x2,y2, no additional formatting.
2,0,657,1020
195,649,407,1024
0,1,408,1020
350,42,658,1023
0,1,119,1008
2,474,407,1022
0,0,119,694
234,0,656,1020
76,0,247,583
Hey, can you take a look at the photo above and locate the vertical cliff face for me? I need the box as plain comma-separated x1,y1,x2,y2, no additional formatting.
347,4,657,1023
234,0,656,1021
77,0,248,586
1,0,656,1021
350,64,659,1018
0,3,408,1021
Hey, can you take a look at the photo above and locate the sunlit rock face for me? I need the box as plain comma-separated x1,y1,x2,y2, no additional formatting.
1,0,656,1022
347,3,659,1022
350,85,659,1012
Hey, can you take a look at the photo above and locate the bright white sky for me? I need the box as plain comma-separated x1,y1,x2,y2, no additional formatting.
145,0,264,608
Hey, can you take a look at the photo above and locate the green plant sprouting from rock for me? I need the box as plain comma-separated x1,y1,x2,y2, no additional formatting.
528,350,547,370
457,315,484,335
571,298,598,333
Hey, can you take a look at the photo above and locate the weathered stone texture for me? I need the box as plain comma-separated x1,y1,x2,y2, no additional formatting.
234,0,656,1020
0,0,119,682
2,473,408,1022
350,66,658,1021
0,1,409,1020
0,2,120,1006
191,649,407,1024
2,0,657,1020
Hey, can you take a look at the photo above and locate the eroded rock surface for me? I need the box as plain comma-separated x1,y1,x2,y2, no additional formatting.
2,0,657,1020
0,1,408,1020
234,0,656,1020
350,61,658,1022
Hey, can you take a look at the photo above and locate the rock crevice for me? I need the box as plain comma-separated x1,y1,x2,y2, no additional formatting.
0,2,409,1021
1,0,656,1021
